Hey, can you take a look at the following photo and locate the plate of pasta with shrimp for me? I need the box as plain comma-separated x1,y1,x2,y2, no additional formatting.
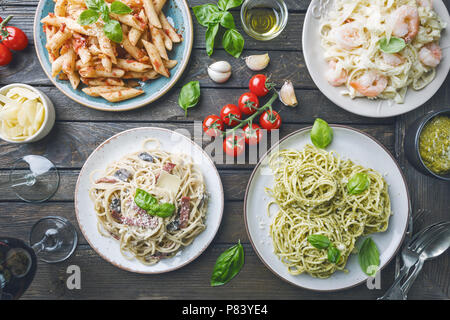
74,127,224,273
33,0,193,111
303,0,450,118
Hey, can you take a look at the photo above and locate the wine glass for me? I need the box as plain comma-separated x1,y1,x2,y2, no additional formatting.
0,155,60,203
1,216,78,299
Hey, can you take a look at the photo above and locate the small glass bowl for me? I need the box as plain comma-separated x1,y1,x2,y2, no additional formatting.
404,108,450,181
240,0,288,41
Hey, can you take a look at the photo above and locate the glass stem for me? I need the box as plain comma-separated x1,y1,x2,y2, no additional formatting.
0,173,36,190
31,235,47,255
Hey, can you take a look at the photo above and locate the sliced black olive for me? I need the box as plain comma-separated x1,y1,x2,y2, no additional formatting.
114,169,132,182
109,198,121,213
166,220,180,232
138,152,154,162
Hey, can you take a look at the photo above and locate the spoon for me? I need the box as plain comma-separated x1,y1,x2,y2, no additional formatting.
400,223,450,299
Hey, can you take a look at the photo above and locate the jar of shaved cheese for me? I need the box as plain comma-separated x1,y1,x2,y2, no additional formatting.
0,84,55,143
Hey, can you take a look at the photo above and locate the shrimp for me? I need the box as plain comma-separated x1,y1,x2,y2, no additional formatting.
325,60,348,86
391,5,419,43
417,0,432,8
333,22,363,50
350,70,388,97
382,52,405,66
419,42,442,67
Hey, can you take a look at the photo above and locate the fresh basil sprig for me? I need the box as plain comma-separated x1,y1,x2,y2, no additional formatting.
211,240,244,286
77,0,132,43
307,234,341,264
193,0,245,57
347,172,370,195
310,118,333,149
178,81,201,117
358,237,380,277
379,36,406,54
134,188,176,218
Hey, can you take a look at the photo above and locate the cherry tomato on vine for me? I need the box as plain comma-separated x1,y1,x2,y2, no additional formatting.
223,133,246,157
1,26,28,51
238,92,259,115
220,104,241,126
0,43,12,66
249,74,273,97
202,114,224,137
259,110,282,131
243,123,263,145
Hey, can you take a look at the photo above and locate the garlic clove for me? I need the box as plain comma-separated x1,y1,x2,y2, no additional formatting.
245,53,270,71
279,80,298,107
208,61,232,83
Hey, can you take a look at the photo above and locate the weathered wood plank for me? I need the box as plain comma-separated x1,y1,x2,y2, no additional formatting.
0,48,312,88
33,86,394,124
0,6,303,51
0,200,248,246
0,122,395,170
20,243,399,300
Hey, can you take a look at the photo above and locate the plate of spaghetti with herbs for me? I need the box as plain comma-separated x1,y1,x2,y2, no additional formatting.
75,127,223,273
244,123,410,291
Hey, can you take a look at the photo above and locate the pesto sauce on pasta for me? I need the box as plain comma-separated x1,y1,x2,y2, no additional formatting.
266,145,391,278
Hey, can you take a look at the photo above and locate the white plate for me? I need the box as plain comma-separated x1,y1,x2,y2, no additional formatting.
75,127,224,273
244,126,410,291
302,0,450,118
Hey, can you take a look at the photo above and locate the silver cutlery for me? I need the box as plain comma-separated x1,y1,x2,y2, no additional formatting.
379,221,450,300
400,222,450,299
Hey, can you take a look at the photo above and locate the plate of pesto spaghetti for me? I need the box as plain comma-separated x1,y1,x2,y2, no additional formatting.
244,125,410,291
75,127,224,273
303,0,450,118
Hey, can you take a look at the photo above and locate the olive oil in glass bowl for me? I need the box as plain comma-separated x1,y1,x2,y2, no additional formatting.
241,0,288,41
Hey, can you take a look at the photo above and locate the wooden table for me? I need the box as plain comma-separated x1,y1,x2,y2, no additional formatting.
0,0,449,300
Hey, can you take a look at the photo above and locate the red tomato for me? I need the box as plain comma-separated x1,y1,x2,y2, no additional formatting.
249,74,273,97
220,104,241,126
223,133,246,157
0,43,12,66
202,114,224,137
238,92,259,115
259,110,282,131
243,123,263,145
1,26,28,51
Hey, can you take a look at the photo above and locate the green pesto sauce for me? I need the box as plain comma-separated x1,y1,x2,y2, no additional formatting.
419,115,450,175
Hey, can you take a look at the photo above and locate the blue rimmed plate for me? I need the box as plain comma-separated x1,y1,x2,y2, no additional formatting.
33,0,193,112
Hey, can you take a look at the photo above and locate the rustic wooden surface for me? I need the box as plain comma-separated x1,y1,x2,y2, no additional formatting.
0,0,449,300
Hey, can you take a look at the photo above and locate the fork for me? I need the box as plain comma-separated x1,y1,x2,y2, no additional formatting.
378,221,449,300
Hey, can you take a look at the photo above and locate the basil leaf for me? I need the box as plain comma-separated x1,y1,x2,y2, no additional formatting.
358,238,380,276
110,1,132,14
135,189,175,218
103,20,123,43
85,0,104,11
220,11,235,29
99,3,110,22
379,36,406,54
218,0,244,11
222,28,244,58
307,234,331,250
78,9,100,25
178,81,201,116
211,241,244,286
193,4,222,27
327,246,341,264
153,203,176,218
347,172,370,195
206,23,219,56
135,188,158,211
310,118,333,149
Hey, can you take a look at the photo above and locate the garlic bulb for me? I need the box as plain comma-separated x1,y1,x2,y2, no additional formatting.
207,61,232,83
279,80,298,107
245,53,270,71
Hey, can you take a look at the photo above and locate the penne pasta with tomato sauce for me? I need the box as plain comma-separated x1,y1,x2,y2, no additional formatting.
41,0,183,103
